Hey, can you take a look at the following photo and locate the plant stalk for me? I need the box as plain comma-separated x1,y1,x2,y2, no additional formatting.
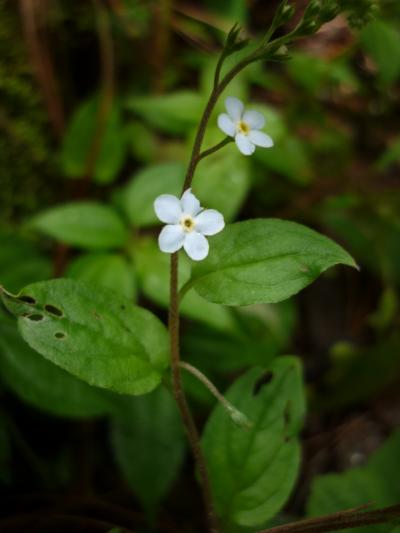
169,253,219,533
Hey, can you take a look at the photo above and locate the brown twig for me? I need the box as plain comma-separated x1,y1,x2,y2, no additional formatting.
83,0,115,185
19,0,65,138
259,504,400,532
151,0,173,93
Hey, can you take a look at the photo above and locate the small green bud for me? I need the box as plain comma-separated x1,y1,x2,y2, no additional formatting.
275,1,296,26
227,405,253,430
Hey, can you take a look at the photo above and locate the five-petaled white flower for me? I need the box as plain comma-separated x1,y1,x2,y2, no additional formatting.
218,96,274,156
154,189,224,261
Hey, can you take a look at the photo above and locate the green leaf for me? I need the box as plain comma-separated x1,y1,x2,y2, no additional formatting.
61,97,126,184
111,387,186,516
67,253,137,300
255,135,313,185
123,162,185,228
361,20,400,85
192,147,250,222
30,202,128,250
191,219,357,306
133,237,234,331
1,279,169,395
0,229,51,293
126,91,205,134
202,357,305,528
0,312,112,418
307,430,400,533
126,120,158,163
123,151,249,228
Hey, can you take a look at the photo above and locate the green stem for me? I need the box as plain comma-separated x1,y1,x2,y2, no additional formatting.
197,137,233,164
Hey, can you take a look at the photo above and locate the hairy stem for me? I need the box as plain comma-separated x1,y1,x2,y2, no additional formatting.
169,254,219,532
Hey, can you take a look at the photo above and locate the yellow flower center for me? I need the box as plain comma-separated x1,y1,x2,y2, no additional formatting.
237,121,250,135
181,215,195,232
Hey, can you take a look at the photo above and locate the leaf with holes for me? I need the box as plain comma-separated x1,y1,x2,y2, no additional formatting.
190,219,357,306
202,357,305,529
111,387,186,516
0,279,169,395
0,311,113,417
30,202,128,250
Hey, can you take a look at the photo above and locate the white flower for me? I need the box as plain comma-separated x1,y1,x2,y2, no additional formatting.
154,189,225,261
217,96,274,156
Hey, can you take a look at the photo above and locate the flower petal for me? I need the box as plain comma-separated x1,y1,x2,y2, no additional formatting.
158,225,185,253
235,133,256,156
217,113,235,137
183,231,209,261
243,110,265,130
195,209,225,236
181,188,202,216
225,97,244,121
154,194,182,224
248,130,274,148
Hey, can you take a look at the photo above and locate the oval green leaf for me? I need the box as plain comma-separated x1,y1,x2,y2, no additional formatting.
1,279,169,395
202,357,305,528
61,97,126,184
67,253,137,300
30,202,128,250
112,387,186,516
191,219,357,306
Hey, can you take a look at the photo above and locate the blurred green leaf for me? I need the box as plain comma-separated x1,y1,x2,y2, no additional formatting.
192,147,250,222
191,219,357,306
288,53,358,92
133,237,234,331
183,301,296,375
123,150,250,227
0,229,51,293
202,357,305,529
61,97,126,184
30,202,128,250
322,333,400,410
255,135,313,185
361,20,400,85
0,312,112,417
67,253,137,300
307,430,400,532
123,162,185,227
125,120,158,163
321,202,400,283
126,91,205,134
378,136,400,170
1,279,169,395
112,387,186,516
